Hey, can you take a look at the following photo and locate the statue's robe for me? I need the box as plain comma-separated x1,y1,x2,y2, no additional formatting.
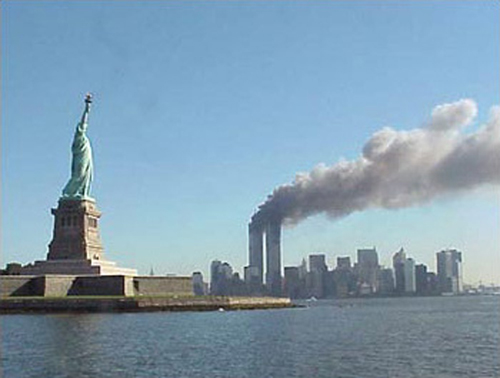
62,120,93,199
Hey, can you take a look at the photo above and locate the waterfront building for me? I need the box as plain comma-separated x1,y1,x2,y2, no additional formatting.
284,267,301,299
298,258,308,280
332,267,356,298
436,249,463,294
265,219,282,296
210,260,234,295
337,256,351,270
415,264,428,295
210,260,249,296
247,221,264,288
426,272,439,295
393,248,406,294
244,265,264,295
331,255,355,297
307,254,328,298
247,215,283,297
378,268,395,295
404,258,416,293
309,254,328,272
192,271,207,295
229,272,247,295
323,270,336,298
357,248,379,294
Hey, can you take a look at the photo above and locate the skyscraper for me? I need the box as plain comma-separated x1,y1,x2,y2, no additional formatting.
378,268,395,295
248,222,264,285
357,248,379,293
436,249,463,294
192,271,207,295
284,266,301,299
337,256,351,270
333,255,356,298
415,264,428,295
298,258,307,280
308,254,328,298
393,248,406,294
266,218,282,296
309,254,327,273
404,258,416,293
210,260,233,295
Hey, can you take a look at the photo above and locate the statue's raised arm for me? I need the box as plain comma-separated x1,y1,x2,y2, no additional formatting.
61,94,95,201
81,93,92,123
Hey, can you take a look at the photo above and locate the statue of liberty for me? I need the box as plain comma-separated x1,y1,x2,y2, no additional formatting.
61,93,94,200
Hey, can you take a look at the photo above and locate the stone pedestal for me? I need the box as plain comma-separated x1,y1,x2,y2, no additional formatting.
20,259,137,276
20,198,137,276
47,199,104,261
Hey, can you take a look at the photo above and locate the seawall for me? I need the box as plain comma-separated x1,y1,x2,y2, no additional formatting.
0,296,293,314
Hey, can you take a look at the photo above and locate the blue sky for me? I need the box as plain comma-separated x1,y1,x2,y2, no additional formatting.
2,1,499,284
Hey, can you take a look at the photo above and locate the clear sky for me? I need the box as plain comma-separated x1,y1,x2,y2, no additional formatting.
2,1,499,284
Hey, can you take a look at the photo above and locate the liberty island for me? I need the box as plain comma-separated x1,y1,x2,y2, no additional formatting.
0,94,290,312
0,95,190,296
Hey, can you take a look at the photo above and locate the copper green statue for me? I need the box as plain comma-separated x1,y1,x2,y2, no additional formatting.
61,93,94,200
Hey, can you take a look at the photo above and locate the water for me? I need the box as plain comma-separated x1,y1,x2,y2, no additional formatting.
1,296,498,378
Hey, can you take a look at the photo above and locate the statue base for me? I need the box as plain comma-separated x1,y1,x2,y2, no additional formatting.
47,198,105,261
20,259,137,276
20,198,137,276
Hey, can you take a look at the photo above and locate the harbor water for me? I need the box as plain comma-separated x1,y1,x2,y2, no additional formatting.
1,295,498,378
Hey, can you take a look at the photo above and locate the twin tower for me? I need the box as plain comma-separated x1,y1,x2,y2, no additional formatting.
245,217,282,296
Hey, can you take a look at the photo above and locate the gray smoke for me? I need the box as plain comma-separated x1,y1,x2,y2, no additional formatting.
253,99,500,225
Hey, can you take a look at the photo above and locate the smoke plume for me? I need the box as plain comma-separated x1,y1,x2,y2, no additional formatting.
253,99,500,225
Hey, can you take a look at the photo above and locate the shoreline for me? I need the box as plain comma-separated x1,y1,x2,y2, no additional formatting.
0,295,293,315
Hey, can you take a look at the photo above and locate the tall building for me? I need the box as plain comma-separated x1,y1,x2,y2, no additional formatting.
404,258,416,293
332,256,356,298
308,254,328,298
415,264,428,295
192,271,207,295
392,248,406,294
298,258,307,280
247,214,283,297
426,272,439,295
337,256,351,270
284,267,301,299
357,248,379,293
210,260,223,294
309,254,328,272
378,268,395,295
210,260,233,295
436,249,463,294
266,219,282,296
323,270,336,298
248,222,264,286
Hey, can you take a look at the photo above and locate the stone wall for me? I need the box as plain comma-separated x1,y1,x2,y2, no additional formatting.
0,296,293,314
0,276,38,297
1,275,192,297
70,276,133,296
133,276,193,296
40,276,78,297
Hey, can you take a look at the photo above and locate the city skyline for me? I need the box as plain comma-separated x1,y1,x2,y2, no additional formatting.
2,2,499,284
209,246,466,298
